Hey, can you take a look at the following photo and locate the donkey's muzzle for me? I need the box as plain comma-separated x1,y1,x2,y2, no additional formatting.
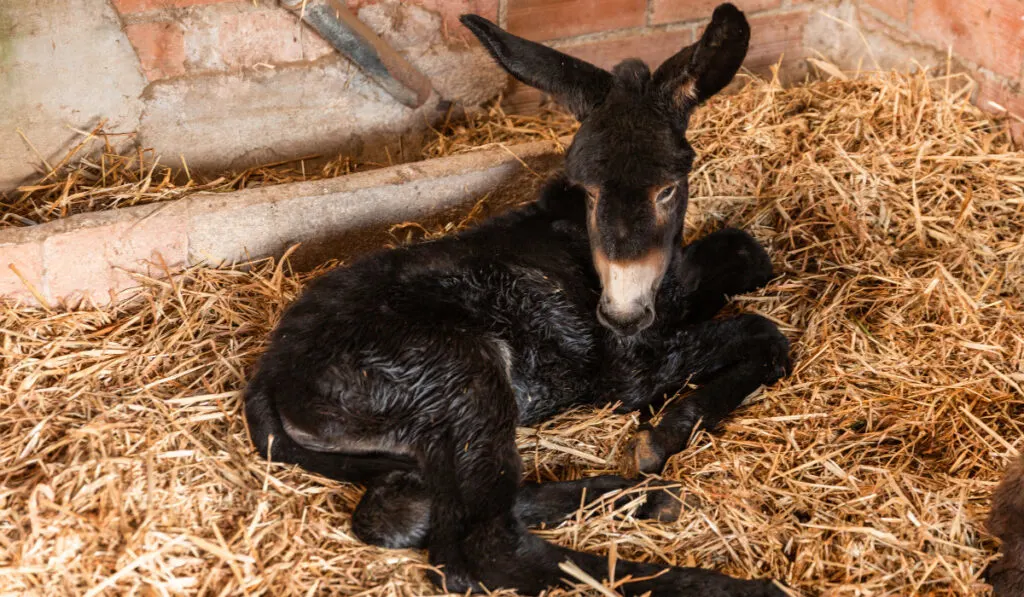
597,299,655,336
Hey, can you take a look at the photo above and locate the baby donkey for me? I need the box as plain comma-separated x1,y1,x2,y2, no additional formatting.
244,4,790,595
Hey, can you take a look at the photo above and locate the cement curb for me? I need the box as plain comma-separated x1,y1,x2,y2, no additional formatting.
1,137,569,308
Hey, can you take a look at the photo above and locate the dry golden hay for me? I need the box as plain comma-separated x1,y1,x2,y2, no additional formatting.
2,67,1024,596
0,103,578,228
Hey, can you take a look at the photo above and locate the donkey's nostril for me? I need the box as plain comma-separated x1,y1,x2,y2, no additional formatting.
597,303,656,336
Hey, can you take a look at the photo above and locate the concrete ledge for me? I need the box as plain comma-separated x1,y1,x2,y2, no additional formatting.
0,138,568,308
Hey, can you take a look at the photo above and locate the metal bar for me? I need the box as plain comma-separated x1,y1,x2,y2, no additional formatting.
282,0,433,108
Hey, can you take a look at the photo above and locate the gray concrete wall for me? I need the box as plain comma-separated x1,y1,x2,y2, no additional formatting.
0,0,148,189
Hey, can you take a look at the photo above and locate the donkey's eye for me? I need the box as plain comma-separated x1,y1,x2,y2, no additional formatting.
655,185,676,204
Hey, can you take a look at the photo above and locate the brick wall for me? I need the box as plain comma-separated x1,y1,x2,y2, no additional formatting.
500,0,812,110
824,0,1024,140
112,0,812,111
112,0,1022,135
3,0,1021,192
114,0,499,84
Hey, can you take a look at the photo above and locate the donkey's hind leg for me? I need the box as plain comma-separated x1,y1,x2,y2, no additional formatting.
352,473,687,551
351,470,432,549
418,365,781,596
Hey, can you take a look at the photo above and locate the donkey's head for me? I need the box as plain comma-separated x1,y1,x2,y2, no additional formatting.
462,4,749,335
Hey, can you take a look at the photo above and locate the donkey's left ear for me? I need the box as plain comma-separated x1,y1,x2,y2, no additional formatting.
460,14,613,120
652,3,750,110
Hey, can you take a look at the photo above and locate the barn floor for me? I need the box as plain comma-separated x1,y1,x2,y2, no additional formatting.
2,68,1023,596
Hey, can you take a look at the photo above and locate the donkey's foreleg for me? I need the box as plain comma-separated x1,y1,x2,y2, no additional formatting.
622,314,790,476
515,475,689,525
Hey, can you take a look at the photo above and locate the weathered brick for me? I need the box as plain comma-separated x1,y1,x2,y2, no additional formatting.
124,21,187,81
861,0,909,23
685,10,808,72
912,0,1024,79
216,10,306,68
178,6,334,74
856,7,917,45
501,28,695,113
44,208,188,307
977,77,1024,143
743,10,808,71
558,28,696,71
350,0,499,41
112,0,236,15
652,0,781,26
508,0,646,41
504,9,807,113
0,237,46,306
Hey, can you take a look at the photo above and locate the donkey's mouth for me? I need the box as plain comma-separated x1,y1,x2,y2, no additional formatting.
597,300,655,336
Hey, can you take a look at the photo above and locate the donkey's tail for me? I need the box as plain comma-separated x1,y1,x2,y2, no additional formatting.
242,383,416,485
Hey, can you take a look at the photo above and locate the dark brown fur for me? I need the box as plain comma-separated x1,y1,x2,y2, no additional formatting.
988,455,1024,596
244,4,790,595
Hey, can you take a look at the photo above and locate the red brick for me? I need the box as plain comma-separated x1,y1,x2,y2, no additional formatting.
977,77,1024,143
742,10,808,71
856,7,916,45
861,0,909,23
499,28,694,113
686,10,807,73
508,0,646,41
124,21,187,81
912,0,1024,79
559,28,696,71
652,0,781,26
502,28,694,112
350,0,499,41
44,211,187,307
112,0,236,15
0,239,45,306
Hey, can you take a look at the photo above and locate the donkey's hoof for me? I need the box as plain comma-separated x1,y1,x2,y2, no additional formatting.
635,482,696,522
424,562,483,595
620,429,668,477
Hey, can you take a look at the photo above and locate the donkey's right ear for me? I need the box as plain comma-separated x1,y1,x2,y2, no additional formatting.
652,3,750,110
460,14,613,120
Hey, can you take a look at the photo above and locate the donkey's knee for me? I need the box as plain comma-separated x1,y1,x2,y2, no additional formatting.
736,314,791,385
686,227,773,285
678,228,774,322
351,470,431,549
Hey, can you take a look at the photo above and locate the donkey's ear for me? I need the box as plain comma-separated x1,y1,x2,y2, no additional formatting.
460,14,613,120
652,3,749,109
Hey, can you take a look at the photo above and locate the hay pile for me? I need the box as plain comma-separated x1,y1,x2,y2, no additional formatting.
0,105,577,228
2,67,1023,596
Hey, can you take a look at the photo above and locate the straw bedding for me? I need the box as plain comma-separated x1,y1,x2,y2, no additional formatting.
2,67,1023,596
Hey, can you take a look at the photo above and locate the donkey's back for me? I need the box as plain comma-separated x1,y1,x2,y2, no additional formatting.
248,178,603,443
